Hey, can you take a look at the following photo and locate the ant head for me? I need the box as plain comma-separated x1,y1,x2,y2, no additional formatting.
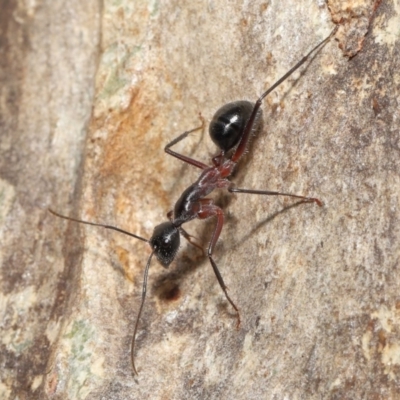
149,221,180,267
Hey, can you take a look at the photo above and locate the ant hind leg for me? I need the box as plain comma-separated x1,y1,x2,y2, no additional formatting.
164,114,207,169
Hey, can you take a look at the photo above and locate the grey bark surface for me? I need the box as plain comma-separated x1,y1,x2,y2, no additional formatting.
1,0,398,399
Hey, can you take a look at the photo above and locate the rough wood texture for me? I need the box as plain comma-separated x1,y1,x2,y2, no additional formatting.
1,0,398,399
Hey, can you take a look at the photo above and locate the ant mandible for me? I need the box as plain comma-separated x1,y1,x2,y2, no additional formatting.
50,26,337,375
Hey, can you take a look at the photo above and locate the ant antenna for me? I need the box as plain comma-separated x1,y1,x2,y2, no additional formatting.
48,209,148,243
131,250,154,375
49,208,151,374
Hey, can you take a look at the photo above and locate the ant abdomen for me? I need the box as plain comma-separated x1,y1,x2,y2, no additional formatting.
209,101,262,153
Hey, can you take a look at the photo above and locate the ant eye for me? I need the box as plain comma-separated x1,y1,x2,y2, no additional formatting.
150,222,180,267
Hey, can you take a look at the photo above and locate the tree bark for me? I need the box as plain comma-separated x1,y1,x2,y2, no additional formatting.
1,0,397,399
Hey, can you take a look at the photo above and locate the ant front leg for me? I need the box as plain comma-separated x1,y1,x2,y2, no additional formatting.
167,210,204,254
164,116,207,169
180,227,205,256
197,199,241,328
228,186,323,207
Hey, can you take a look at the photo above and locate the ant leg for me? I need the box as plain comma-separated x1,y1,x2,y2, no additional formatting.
167,210,204,254
232,27,337,163
167,210,173,220
197,201,241,328
229,187,323,207
165,115,208,169
179,227,205,256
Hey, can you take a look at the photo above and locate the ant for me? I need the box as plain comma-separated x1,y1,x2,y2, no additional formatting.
50,26,337,375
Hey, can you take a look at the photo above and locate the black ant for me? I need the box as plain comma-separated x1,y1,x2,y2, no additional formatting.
49,27,337,375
